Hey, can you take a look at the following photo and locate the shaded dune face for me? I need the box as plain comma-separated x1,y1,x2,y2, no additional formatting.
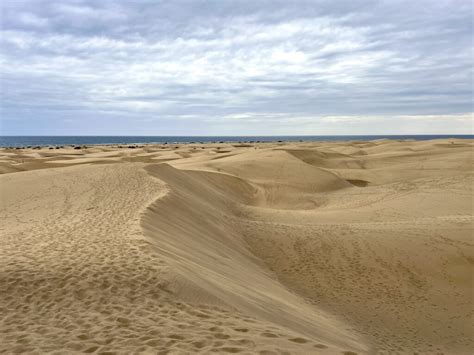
142,163,368,354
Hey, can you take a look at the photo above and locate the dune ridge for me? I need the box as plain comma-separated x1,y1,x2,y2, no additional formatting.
142,164,366,353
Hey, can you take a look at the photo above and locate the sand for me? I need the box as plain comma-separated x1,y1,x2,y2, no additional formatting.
0,139,472,354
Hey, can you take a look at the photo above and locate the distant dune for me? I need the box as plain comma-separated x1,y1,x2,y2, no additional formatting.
1,139,472,354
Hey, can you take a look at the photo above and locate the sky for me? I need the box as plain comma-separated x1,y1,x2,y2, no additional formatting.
0,0,472,135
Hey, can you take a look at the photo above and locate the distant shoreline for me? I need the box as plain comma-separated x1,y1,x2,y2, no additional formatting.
1,135,473,148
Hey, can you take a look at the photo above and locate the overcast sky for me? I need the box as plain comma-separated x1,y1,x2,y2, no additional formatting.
1,0,472,135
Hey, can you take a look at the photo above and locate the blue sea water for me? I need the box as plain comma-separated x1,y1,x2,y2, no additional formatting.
0,135,472,147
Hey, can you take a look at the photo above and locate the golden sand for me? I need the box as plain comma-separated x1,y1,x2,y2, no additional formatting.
1,139,472,354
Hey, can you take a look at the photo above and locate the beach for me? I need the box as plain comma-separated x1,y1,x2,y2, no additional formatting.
0,138,472,354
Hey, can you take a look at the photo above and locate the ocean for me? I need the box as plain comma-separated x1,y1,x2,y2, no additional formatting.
0,135,472,147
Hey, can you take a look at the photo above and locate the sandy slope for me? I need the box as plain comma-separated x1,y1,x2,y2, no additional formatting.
0,139,472,354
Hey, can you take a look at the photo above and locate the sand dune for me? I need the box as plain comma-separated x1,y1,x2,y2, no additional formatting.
143,164,364,353
1,139,472,354
171,150,351,209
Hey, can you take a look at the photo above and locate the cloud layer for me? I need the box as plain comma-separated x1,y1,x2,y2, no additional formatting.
1,0,472,135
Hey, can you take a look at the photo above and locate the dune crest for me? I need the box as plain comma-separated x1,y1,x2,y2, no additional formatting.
142,164,366,353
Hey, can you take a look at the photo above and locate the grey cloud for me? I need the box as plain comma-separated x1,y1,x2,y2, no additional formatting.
0,0,472,135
